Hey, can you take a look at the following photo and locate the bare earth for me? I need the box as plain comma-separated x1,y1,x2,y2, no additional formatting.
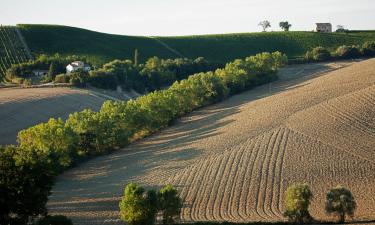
0,87,114,145
48,59,375,225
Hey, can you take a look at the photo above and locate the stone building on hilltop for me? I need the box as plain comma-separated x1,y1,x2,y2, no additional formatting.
315,23,332,33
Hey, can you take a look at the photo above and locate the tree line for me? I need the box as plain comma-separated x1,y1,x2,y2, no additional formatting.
0,51,287,224
303,41,375,63
6,53,222,91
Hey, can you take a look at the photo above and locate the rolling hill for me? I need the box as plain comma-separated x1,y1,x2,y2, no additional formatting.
0,26,32,80
17,24,375,66
0,87,138,145
48,59,375,225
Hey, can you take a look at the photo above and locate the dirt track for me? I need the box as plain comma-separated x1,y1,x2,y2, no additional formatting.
48,59,375,225
0,87,112,145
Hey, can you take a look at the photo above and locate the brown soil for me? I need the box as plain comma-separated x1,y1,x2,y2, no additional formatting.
47,59,375,225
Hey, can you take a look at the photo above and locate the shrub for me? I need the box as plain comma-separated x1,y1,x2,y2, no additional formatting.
335,45,361,59
157,185,183,225
0,145,55,225
119,183,158,225
305,47,331,62
325,186,356,223
35,215,73,225
283,183,313,223
69,70,89,87
362,41,375,57
54,74,70,83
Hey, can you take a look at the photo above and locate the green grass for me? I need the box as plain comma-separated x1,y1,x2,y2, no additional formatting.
16,24,375,66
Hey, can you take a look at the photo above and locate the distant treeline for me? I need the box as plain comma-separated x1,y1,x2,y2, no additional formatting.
0,51,287,225
6,54,222,91
290,41,375,64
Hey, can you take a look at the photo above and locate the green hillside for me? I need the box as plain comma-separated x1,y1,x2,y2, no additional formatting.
17,24,375,65
0,26,31,80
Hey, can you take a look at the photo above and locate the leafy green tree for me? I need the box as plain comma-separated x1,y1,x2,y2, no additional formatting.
335,45,361,59
325,186,356,223
279,21,292,31
283,183,313,223
305,47,331,62
17,118,78,171
69,70,89,87
119,183,158,225
157,185,183,225
362,41,375,56
48,62,58,80
258,20,271,32
0,145,55,225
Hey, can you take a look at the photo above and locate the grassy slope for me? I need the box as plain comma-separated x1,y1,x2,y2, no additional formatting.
18,24,375,65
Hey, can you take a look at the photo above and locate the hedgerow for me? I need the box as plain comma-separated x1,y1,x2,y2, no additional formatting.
0,51,287,224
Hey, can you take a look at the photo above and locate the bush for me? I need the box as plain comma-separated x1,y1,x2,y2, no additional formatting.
119,183,158,225
283,183,313,223
54,74,70,83
0,145,55,225
362,41,375,57
335,45,361,59
325,186,356,223
305,47,331,62
158,185,183,225
35,215,73,225
69,70,89,87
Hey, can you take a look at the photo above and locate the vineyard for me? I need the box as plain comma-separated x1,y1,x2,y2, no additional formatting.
17,24,375,65
0,25,31,81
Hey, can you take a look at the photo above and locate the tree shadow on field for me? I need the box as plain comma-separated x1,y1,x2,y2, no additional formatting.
49,61,356,225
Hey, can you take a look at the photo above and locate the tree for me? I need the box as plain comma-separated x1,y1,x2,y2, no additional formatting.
119,183,158,225
336,25,347,32
325,186,356,223
157,185,182,225
48,62,58,80
0,145,55,225
258,20,271,32
69,70,89,87
279,21,292,31
283,183,313,223
17,118,79,172
335,45,361,59
305,47,331,62
362,41,375,56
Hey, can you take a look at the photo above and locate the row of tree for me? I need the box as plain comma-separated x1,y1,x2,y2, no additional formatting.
284,183,356,224
0,51,287,224
6,53,222,92
304,41,375,62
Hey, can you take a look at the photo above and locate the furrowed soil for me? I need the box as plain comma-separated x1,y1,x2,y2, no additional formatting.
0,87,119,145
48,59,375,225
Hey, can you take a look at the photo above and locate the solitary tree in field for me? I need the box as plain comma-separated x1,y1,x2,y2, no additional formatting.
325,186,356,223
258,20,271,32
119,183,158,225
283,183,313,223
279,21,292,31
157,185,183,225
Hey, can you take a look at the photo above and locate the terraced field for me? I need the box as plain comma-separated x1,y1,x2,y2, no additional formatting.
0,87,128,145
48,59,375,225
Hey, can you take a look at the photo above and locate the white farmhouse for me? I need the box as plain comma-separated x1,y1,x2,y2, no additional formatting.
66,61,91,74
315,23,332,33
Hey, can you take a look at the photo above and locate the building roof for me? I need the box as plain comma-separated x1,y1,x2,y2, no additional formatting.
316,23,332,25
